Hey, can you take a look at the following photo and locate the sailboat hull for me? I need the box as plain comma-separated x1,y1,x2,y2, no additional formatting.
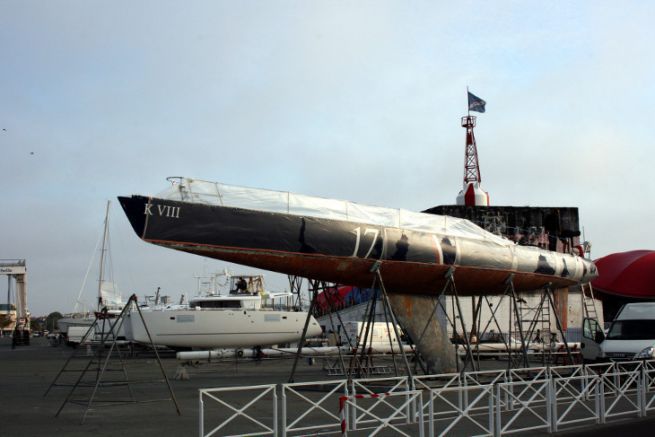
124,308,322,348
118,195,597,295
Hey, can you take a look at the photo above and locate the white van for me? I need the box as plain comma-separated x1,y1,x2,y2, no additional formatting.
583,302,655,361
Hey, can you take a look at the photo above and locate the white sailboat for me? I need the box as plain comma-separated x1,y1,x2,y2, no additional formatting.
58,201,125,337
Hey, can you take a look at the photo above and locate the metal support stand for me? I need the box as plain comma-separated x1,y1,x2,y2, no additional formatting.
427,268,476,373
380,292,400,376
512,283,575,367
318,280,354,376
374,268,414,380
477,294,512,362
345,265,410,380
449,270,478,373
414,275,468,372
506,275,530,369
288,280,326,383
470,295,483,363
287,275,306,310
429,274,572,371
544,284,574,365
45,294,181,423
412,278,456,374
346,278,379,379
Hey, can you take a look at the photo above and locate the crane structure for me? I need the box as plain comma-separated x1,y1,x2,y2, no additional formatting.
1,259,30,345
456,115,490,206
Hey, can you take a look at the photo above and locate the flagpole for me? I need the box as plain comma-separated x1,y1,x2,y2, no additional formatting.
466,86,470,117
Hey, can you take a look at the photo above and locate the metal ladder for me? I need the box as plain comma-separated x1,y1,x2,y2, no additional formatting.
580,282,599,320
517,292,554,365
518,295,551,344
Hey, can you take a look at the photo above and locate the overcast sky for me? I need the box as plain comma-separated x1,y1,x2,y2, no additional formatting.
1,1,653,316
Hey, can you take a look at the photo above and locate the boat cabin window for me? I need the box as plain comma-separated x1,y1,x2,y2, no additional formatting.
190,300,242,309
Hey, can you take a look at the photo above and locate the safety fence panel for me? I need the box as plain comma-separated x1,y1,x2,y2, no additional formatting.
495,379,551,435
584,361,615,377
197,359,655,436
281,379,348,436
508,366,548,384
614,361,644,396
549,364,585,380
428,384,494,437
616,360,644,372
584,362,616,394
644,357,655,413
199,384,277,437
600,370,643,422
350,376,411,430
413,372,461,390
413,373,462,420
507,366,547,410
644,360,655,372
462,369,507,387
340,390,424,437
549,365,590,403
643,367,655,413
552,375,601,432
462,369,507,411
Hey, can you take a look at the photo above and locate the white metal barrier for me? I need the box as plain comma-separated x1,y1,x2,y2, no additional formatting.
463,369,507,411
548,364,592,403
584,361,615,377
615,361,645,397
463,369,507,386
496,379,551,435
643,363,655,413
428,384,494,437
552,375,601,431
508,366,548,384
197,360,655,436
340,390,424,436
281,379,348,436
600,370,642,421
350,376,411,430
414,372,462,420
549,364,585,379
199,384,277,437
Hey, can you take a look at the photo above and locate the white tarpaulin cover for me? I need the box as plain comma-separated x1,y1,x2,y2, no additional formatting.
157,177,510,246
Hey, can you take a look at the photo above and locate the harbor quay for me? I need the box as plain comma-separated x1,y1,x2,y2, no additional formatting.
1,336,327,437
4,336,655,436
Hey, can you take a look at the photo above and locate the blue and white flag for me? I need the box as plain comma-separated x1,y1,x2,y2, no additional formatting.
468,91,486,113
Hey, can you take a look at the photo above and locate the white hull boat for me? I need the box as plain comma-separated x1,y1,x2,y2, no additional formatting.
57,315,94,334
124,275,322,349
125,306,321,349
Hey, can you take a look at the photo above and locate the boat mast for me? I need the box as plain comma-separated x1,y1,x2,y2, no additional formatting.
97,201,110,311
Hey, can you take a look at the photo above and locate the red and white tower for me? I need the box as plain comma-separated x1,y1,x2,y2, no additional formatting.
456,115,490,206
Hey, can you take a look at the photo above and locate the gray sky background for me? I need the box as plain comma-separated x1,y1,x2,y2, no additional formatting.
1,1,653,316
